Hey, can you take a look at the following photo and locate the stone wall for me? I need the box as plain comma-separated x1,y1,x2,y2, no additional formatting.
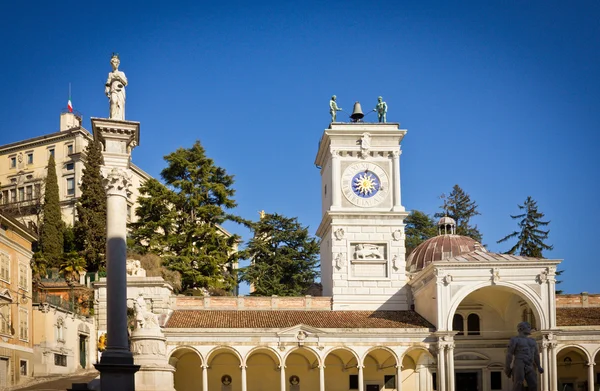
173,295,332,310
556,292,600,307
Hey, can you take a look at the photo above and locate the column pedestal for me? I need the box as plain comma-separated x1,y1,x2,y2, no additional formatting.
131,328,175,391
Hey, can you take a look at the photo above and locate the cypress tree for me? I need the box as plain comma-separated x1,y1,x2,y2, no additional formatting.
75,140,107,271
41,155,63,267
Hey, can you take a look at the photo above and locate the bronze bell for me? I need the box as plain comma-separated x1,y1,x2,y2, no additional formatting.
350,101,364,122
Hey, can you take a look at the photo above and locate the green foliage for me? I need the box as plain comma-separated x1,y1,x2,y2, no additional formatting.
497,196,554,257
135,253,183,293
130,141,241,292
435,184,483,242
239,213,320,296
31,251,48,286
41,155,64,267
59,251,87,282
74,140,107,271
404,210,437,256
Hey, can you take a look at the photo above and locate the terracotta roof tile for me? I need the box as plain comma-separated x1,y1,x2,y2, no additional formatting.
165,310,433,329
556,308,600,326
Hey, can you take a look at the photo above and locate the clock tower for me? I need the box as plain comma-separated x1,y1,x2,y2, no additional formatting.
315,122,409,310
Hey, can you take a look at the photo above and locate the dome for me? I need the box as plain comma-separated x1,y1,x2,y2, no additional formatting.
406,234,486,273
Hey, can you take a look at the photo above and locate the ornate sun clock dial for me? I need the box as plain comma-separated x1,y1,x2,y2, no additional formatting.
342,162,390,207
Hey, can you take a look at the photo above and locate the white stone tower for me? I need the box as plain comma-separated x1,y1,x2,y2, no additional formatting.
315,122,408,310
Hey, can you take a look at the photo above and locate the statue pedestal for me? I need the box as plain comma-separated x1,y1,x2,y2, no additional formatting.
131,328,175,391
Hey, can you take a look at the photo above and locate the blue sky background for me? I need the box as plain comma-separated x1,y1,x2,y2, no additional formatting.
1,1,598,294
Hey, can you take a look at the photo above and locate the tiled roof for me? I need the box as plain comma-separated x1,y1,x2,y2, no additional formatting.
556,308,600,326
165,310,433,329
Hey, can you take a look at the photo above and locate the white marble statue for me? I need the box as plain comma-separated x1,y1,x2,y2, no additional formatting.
126,259,146,277
505,321,543,391
105,53,128,120
134,295,160,330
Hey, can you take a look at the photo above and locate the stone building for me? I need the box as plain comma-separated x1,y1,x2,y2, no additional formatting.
0,213,35,388
0,111,151,229
153,122,600,391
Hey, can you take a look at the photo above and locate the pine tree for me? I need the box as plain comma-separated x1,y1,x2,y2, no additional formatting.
41,155,63,267
130,141,242,292
74,140,107,271
497,196,553,257
404,210,437,256
239,213,320,296
435,184,483,242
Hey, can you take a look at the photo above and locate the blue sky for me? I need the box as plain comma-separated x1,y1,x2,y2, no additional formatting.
1,1,599,294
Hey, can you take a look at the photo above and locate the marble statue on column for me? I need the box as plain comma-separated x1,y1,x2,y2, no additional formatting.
105,53,128,120
505,322,544,391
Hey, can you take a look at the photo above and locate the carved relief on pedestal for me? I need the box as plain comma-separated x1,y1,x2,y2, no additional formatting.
349,243,388,278
103,167,132,197
353,243,383,259
131,339,166,356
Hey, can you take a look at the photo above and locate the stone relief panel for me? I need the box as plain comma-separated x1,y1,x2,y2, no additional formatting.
349,243,388,278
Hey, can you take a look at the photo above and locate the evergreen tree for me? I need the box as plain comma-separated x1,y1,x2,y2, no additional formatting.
497,196,554,257
404,210,437,256
41,155,63,266
130,141,242,292
435,184,483,242
74,140,107,271
239,213,320,296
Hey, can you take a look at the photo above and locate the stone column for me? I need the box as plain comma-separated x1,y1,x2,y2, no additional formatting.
331,150,341,209
241,365,247,391
395,364,402,391
358,365,364,391
392,150,403,211
279,365,286,391
92,117,140,391
550,343,558,391
202,365,208,391
587,362,595,391
447,343,455,391
541,342,549,391
319,365,325,391
437,346,446,391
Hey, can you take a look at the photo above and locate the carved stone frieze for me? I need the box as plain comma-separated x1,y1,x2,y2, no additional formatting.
334,228,345,240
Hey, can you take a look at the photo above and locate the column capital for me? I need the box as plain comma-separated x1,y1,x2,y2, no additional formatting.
587,362,596,367
103,167,132,198
239,365,247,370
319,364,326,369
201,364,209,369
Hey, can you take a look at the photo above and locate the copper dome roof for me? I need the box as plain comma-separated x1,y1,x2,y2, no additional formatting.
406,234,486,273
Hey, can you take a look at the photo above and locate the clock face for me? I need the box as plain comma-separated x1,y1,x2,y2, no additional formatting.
342,162,389,207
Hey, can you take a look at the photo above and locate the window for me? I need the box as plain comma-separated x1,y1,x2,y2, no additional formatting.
19,308,28,341
66,162,74,171
18,187,24,201
384,375,396,388
66,144,74,155
452,314,464,335
18,263,28,290
467,313,480,335
10,189,16,203
0,253,10,282
54,354,67,367
48,148,55,158
19,360,27,376
0,304,10,335
66,177,75,196
27,153,33,165
349,374,359,389
25,186,32,200
490,371,502,390
432,372,437,391
9,157,16,168
1,190,7,204
34,184,41,199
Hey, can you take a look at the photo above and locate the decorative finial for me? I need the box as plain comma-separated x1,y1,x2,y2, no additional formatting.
258,210,266,219
437,216,456,235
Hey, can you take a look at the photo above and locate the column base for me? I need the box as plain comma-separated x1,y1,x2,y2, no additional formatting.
95,361,140,391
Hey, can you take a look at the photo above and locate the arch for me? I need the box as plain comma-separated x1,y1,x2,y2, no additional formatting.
555,344,592,363
244,346,283,367
467,313,481,335
206,345,243,365
454,351,490,361
400,345,434,361
447,281,546,331
362,345,399,367
323,346,360,365
592,346,600,362
169,345,205,366
452,313,464,335
283,346,322,367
